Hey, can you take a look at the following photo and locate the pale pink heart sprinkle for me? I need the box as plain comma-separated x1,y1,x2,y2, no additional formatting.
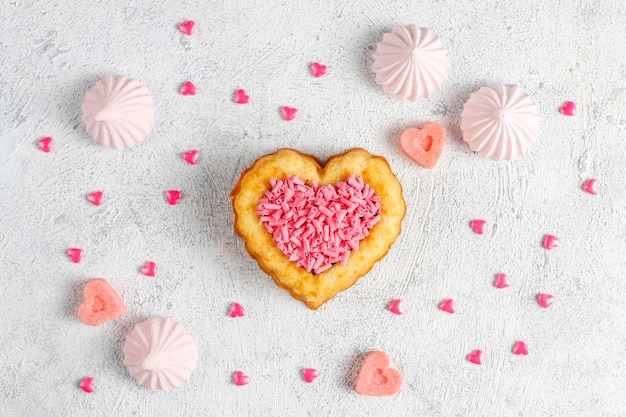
302,368,319,383
257,174,382,274
229,302,246,318
470,219,486,235
87,191,103,206
67,248,83,263
281,106,298,121
388,299,404,315
180,81,196,96
141,261,157,277
183,150,200,165
494,273,510,289
38,136,53,152
582,179,598,195
166,190,182,205
233,371,249,386
560,101,576,116
179,20,196,36
310,62,327,78
79,377,95,393
467,349,482,365
543,234,560,250
234,89,250,104
537,293,555,308
512,341,529,355
439,298,455,314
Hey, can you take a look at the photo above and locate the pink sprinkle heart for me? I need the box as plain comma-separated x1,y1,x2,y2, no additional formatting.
228,302,246,318
559,101,576,116
494,273,510,289
234,89,250,104
281,106,298,121
543,234,560,250
87,191,103,206
183,150,200,165
537,293,555,308
79,377,95,393
310,62,327,78
179,20,195,36
233,371,249,386
67,248,83,264
140,261,157,277
439,298,455,314
180,81,196,96
166,190,182,205
512,341,529,356
467,349,482,365
470,219,486,235
38,136,53,153
388,299,404,315
582,179,597,195
302,368,319,383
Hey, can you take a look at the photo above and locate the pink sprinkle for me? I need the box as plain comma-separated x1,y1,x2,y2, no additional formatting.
140,261,157,277
470,219,486,235
439,298,455,314
582,179,598,195
233,371,249,386
388,299,404,315
493,273,510,289
512,341,529,356
234,89,250,104
537,293,555,308
302,368,319,383
67,248,83,264
229,302,246,318
166,190,182,205
178,20,196,36
543,234,560,250
559,101,576,116
467,350,482,365
281,106,298,121
79,377,95,393
183,150,200,165
310,62,327,78
180,81,196,96
38,136,53,153
87,191,103,206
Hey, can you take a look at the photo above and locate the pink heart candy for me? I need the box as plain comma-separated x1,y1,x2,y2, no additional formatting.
183,150,200,165
233,371,249,386
234,89,250,104
388,299,404,315
559,101,576,116
166,190,182,205
281,106,298,121
470,219,486,235
140,261,157,277
543,234,560,250
180,81,196,96
179,20,196,36
67,248,83,263
537,293,555,308
512,341,529,355
310,62,327,78
87,191,103,206
494,273,510,289
302,368,319,383
228,302,246,318
582,179,597,195
38,136,53,153
79,377,95,393
467,349,482,365
439,298,455,314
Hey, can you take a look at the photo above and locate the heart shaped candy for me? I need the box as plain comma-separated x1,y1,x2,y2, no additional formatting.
399,122,446,169
470,219,486,235
439,298,455,314
180,81,196,96
234,89,250,104
233,371,249,386
354,351,402,396
77,278,126,326
302,368,319,383
537,293,555,308
559,101,576,116
166,190,182,205
179,20,196,36
79,377,95,393
388,299,404,315
512,341,529,355
494,273,510,289
183,150,200,165
467,349,483,365
67,248,84,263
141,261,157,277
281,106,298,121
583,179,597,195
543,234,560,250
38,136,53,153
87,191,103,206
228,302,246,318
310,62,327,78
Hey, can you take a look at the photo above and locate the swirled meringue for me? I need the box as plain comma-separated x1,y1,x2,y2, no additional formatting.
122,317,198,391
460,83,540,161
371,24,448,101
81,76,155,149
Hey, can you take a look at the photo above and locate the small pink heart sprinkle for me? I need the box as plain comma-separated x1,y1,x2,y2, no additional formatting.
512,341,529,356
180,81,196,96
38,136,53,153
87,191,103,206
281,106,298,121
178,20,195,36
470,219,486,235
543,234,560,250
67,248,83,264
439,298,456,314
494,273,510,289
183,150,200,165
166,190,182,205
140,261,157,277
234,89,250,104
302,368,319,383
233,371,249,386
388,299,404,315
559,101,576,116
467,349,483,365
582,179,598,195
310,62,327,78
228,302,246,318
537,293,555,308
79,377,95,393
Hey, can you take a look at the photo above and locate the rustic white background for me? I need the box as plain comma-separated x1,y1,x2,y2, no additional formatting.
1,0,625,416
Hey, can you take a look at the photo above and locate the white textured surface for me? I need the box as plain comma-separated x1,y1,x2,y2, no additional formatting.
1,1,626,416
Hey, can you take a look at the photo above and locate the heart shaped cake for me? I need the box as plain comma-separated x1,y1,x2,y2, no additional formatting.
231,148,405,309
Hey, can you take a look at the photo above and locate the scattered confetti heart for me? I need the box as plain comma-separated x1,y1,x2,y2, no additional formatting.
233,371,250,386
512,341,529,356
178,20,196,36
38,136,53,153
494,273,510,289
582,179,598,195
228,302,246,318
399,122,446,169
543,234,560,250
559,101,576,116
77,278,126,326
87,191,103,206
67,248,84,264
310,62,327,78
302,368,319,383
180,81,196,96
79,377,95,393
281,106,298,121
537,293,555,308
388,299,404,315
354,351,402,396
140,261,157,277
183,149,200,165
439,298,455,314
470,219,486,235
166,190,182,205
467,349,483,365
233,89,250,104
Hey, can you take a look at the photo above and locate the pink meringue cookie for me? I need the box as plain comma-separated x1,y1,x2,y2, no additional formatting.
81,76,155,149
460,83,540,161
371,24,448,101
122,317,198,391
